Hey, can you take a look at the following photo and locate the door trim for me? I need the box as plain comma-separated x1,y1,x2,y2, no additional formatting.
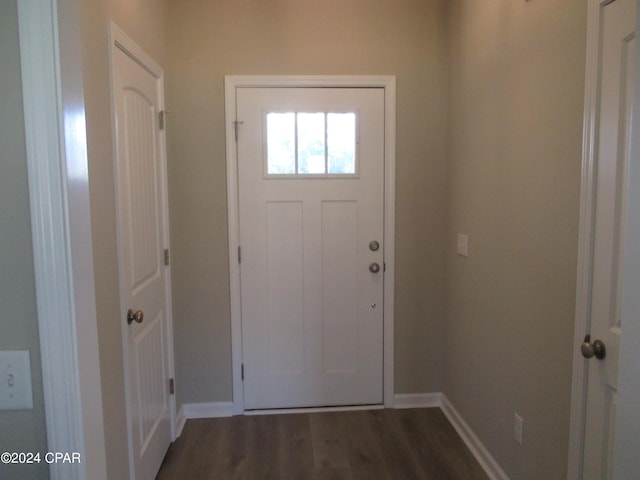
568,1,611,477
225,76,396,413
612,2,640,474
109,22,177,475
18,0,107,479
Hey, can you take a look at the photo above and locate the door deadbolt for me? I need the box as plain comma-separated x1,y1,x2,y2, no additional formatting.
127,309,144,325
369,241,380,252
581,334,606,360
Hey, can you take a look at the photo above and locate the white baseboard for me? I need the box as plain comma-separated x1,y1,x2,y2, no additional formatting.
440,395,510,480
245,404,384,416
175,401,234,437
394,392,442,409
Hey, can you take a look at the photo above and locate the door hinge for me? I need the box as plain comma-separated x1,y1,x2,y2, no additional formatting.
241,364,244,381
169,378,175,395
238,246,242,264
164,248,170,266
233,120,244,141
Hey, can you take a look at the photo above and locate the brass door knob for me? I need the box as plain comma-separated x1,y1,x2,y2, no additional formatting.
127,309,144,325
581,334,606,360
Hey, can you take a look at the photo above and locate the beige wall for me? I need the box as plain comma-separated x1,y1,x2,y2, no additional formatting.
0,2,48,479
166,0,450,406
444,1,586,478
79,0,167,477
74,0,590,476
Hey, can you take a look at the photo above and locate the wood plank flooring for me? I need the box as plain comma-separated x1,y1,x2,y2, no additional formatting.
155,408,489,480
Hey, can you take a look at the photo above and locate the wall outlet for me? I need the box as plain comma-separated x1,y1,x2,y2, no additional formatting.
513,413,524,445
457,234,469,257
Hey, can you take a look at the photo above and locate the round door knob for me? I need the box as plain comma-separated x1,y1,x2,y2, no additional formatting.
369,262,380,273
581,334,606,360
369,241,380,252
127,309,144,325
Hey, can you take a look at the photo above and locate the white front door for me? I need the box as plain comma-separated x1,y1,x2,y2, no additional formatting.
583,0,636,477
237,87,385,409
112,36,172,480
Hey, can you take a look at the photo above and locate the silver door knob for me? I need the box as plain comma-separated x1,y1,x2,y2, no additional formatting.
127,309,144,325
369,241,380,252
581,334,606,359
369,262,380,273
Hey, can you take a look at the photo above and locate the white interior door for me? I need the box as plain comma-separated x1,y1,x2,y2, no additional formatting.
112,40,172,480
237,87,385,409
583,0,636,477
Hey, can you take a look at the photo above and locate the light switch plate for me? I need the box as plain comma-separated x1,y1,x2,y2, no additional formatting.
0,350,34,410
457,234,469,257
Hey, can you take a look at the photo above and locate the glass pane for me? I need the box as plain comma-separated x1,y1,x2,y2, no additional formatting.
297,113,326,174
327,113,356,174
267,113,296,174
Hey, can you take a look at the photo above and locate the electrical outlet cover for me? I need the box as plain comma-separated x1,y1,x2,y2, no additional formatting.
0,350,34,410
457,234,469,257
513,413,523,445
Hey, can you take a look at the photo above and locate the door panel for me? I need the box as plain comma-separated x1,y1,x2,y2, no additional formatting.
266,201,304,374
113,44,171,480
321,201,358,374
584,0,636,477
238,87,384,409
123,89,161,292
133,312,166,450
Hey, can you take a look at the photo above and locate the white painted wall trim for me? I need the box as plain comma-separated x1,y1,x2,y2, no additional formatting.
246,404,385,417
567,1,607,478
224,75,396,414
441,396,510,480
110,23,162,77
176,402,234,437
612,1,640,477
17,0,107,479
394,393,442,409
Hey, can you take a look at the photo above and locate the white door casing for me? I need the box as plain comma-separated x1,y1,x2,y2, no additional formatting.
612,1,640,475
569,0,636,478
237,87,384,409
18,0,107,478
225,76,396,413
111,24,175,480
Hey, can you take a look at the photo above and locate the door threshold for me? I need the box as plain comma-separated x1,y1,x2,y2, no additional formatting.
244,403,384,416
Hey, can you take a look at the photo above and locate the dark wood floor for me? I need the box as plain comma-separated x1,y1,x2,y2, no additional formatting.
155,407,489,480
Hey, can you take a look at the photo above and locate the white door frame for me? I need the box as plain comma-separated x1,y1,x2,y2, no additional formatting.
17,0,107,479
567,2,603,476
109,22,178,474
568,0,639,477
612,1,640,475
225,76,396,413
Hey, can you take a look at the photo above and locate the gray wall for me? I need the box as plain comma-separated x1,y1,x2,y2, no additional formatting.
444,0,586,478
0,1,48,479
165,0,450,407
